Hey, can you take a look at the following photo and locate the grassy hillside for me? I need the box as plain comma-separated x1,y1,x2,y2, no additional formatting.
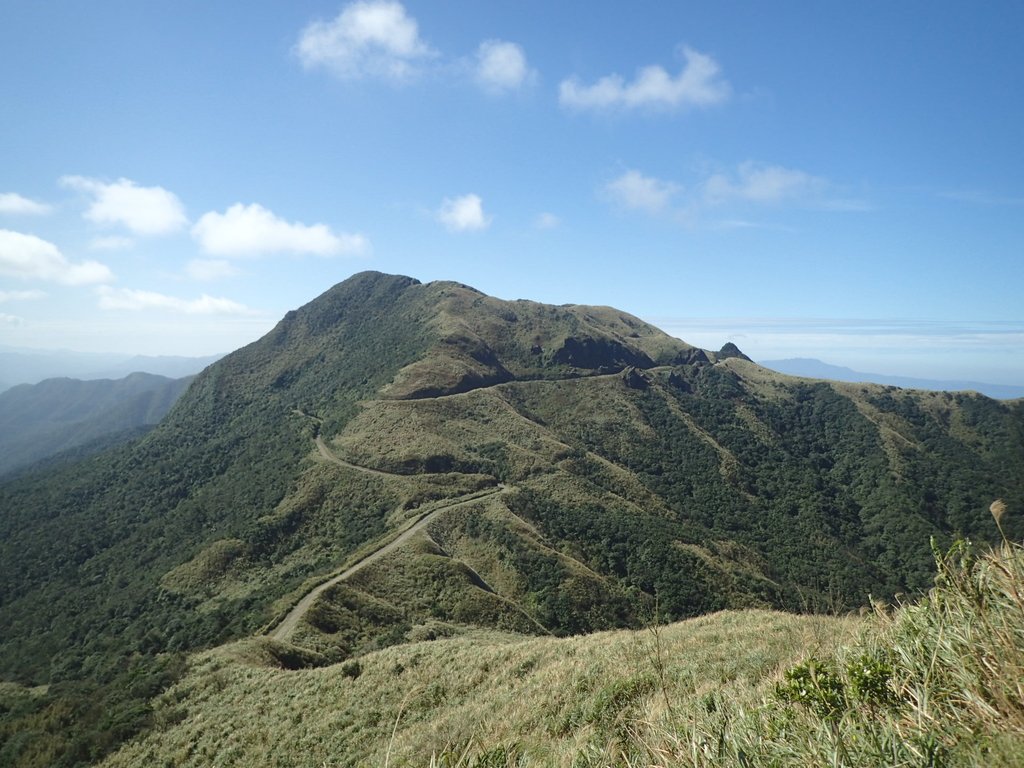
98,611,857,767
92,533,1024,767
1,271,1022,765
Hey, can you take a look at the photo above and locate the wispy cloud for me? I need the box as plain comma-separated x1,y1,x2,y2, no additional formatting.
604,170,680,214
701,162,825,205
602,161,868,223
60,175,187,235
192,203,368,257
0,289,47,303
437,193,491,232
96,286,256,315
0,192,51,216
475,40,534,93
89,235,135,251
0,229,113,285
936,188,1024,207
560,47,729,111
185,258,241,281
534,212,561,230
295,0,434,81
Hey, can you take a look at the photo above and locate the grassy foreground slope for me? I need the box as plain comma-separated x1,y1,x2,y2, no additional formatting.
100,535,1024,767
103,611,859,767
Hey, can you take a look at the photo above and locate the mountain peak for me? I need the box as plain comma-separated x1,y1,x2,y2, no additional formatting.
718,342,751,361
236,272,703,402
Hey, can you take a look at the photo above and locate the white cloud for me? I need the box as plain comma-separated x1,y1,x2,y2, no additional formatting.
604,170,680,214
0,289,46,303
0,192,51,215
60,175,187,235
0,313,24,327
192,203,369,257
601,162,864,222
186,258,240,281
560,47,729,111
437,194,491,232
702,162,825,205
89,235,135,251
0,229,114,285
475,40,532,92
296,0,434,81
535,212,561,230
96,286,255,315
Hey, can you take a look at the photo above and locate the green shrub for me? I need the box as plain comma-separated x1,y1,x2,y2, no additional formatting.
774,657,846,719
845,651,900,711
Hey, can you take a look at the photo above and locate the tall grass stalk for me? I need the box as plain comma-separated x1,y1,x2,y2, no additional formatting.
614,532,1024,767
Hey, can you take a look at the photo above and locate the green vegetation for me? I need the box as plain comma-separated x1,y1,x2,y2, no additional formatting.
0,372,191,477
1,271,1022,765
91,532,1024,766
0,654,185,768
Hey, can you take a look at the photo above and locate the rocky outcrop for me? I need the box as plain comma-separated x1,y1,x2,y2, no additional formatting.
552,336,654,372
717,342,752,362
621,367,651,389
670,348,711,366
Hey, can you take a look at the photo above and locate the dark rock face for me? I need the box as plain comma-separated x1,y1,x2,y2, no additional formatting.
552,336,654,371
718,342,752,362
400,367,514,399
671,348,711,366
622,367,650,389
668,370,693,393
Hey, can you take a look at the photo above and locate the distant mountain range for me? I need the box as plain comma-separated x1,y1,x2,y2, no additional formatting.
760,358,1024,400
0,346,221,392
0,372,192,477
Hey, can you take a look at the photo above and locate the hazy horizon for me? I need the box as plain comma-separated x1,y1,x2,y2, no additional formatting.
3,309,1021,388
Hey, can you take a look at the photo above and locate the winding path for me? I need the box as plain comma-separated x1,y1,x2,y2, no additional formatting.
313,435,405,478
269,439,509,642
270,404,540,642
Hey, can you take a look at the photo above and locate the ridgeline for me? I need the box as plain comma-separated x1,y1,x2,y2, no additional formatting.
1,271,1022,766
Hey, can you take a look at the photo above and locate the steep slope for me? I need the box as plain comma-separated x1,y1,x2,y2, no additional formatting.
0,372,192,477
1,271,1022,766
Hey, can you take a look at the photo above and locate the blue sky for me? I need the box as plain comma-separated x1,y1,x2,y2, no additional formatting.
1,1,1022,383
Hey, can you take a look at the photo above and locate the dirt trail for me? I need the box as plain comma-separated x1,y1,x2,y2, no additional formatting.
271,405,527,642
269,484,508,642
313,435,406,478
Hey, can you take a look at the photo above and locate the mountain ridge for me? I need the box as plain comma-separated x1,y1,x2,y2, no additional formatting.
0,347,221,391
1,270,1022,766
0,372,192,477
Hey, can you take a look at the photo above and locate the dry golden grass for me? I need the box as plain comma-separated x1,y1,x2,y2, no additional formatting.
102,537,1024,767
100,610,856,767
